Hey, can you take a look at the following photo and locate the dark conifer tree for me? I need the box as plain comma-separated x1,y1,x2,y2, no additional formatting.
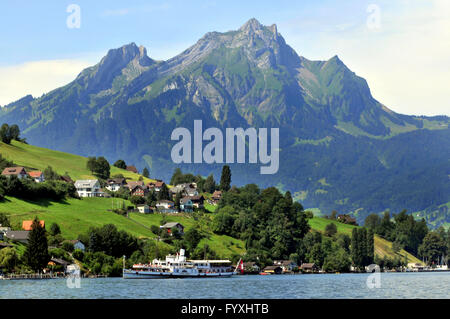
24,217,49,272
219,165,231,192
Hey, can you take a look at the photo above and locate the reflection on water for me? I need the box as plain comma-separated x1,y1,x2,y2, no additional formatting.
1,272,449,299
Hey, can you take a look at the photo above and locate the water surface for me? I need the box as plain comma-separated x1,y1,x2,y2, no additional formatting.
1,272,449,299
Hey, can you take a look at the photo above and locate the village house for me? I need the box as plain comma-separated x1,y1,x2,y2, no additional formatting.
74,179,103,197
180,197,194,213
211,190,222,205
189,195,205,209
1,167,28,179
273,260,298,272
300,263,319,273
126,165,138,174
337,214,358,225
28,171,45,183
262,265,282,274
106,178,126,192
137,204,152,214
68,240,86,251
47,258,71,272
4,230,30,244
160,222,184,236
22,220,45,231
156,200,177,213
154,181,166,192
130,185,148,197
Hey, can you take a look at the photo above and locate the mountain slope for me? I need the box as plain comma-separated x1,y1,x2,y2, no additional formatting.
0,18,448,225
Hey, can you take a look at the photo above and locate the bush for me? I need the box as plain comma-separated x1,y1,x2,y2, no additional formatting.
324,223,338,237
61,241,75,253
72,249,84,261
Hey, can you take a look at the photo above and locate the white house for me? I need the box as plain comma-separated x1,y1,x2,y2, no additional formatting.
106,178,126,192
74,180,102,197
137,204,151,214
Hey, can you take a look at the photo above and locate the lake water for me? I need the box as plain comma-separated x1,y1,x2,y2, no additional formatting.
1,272,449,299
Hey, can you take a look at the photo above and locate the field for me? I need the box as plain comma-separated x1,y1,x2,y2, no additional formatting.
0,140,154,182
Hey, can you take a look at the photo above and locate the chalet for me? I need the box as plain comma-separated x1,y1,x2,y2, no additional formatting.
106,178,126,192
130,185,148,197
185,187,198,197
154,181,166,192
68,240,86,251
262,265,282,274
126,165,138,174
48,258,71,272
1,167,27,179
273,260,297,272
137,204,152,214
28,171,45,183
127,181,145,190
74,179,103,197
4,231,30,243
189,195,205,208
211,190,222,204
300,263,319,273
22,220,45,231
156,200,177,213
160,222,184,235
337,214,358,226
180,197,194,213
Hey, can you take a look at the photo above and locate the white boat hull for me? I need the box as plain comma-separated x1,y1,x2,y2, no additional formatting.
123,269,235,279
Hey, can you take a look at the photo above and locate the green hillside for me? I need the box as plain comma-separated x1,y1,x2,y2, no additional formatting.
0,140,154,182
0,140,421,263
308,217,421,263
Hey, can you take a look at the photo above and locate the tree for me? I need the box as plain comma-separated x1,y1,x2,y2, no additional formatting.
49,222,61,236
0,124,12,144
130,195,146,206
367,228,375,264
157,184,170,201
324,223,337,237
87,157,110,179
9,124,20,141
0,247,19,272
219,165,231,192
364,213,381,231
203,174,216,193
0,212,11,227
183,228,204,254
113,159,127,169
323,248,351,272
43,166,60,181
23,217,50,272
142,167,150,178
418,231,447,265
170,168,183,185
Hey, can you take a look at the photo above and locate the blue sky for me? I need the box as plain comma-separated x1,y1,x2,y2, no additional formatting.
0,0,449,115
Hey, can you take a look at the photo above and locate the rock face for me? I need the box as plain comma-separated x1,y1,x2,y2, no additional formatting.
0,19,449,224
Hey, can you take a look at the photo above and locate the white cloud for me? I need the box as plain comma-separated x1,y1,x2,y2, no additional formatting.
0,59,93,106
281,0,450,116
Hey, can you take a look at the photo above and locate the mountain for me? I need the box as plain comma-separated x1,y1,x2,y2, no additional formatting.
1,18,449,225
